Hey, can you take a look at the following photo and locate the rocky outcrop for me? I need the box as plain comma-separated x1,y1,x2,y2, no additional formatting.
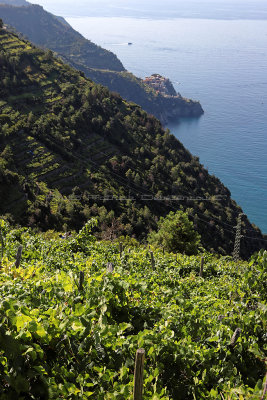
158,96,204,124
142,74,204,124
143,74,178,97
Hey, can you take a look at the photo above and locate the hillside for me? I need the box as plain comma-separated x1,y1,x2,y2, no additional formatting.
0,222,266,399
0,28,265,258
0,2,125,71
0,1,203,123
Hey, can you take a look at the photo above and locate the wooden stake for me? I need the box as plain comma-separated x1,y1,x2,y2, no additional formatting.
230,328,241,347
133,348,145,400
15,246,23,268
119,242,123,257
107,262,114,273
200,257,204,277
79,271,85,291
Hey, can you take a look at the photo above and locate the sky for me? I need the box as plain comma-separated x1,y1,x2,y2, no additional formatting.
27,0,267,20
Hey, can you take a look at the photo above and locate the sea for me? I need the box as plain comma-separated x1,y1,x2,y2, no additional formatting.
36,0,267,233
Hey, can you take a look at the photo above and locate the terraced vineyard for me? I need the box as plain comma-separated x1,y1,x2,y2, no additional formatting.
0,29,119,214
0,220,266,399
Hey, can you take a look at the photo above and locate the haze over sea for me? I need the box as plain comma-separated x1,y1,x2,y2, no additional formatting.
36,0,267,233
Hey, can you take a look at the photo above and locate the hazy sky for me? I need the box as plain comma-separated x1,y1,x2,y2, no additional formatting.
27,0,267,20
30,0,267,5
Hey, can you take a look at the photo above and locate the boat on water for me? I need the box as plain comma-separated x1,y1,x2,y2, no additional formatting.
128,42,133,45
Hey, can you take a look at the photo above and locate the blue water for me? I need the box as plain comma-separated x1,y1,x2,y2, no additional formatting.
34,1,267,233
65,16,267,233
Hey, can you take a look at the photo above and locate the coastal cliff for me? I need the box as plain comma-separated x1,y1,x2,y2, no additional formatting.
156,95,204,124
142,74,204,124
85,70,204,124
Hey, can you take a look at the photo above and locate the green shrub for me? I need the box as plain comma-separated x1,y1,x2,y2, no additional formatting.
148,210,201,255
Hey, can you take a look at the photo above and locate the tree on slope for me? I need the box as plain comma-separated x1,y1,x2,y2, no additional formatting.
148,210,201,255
